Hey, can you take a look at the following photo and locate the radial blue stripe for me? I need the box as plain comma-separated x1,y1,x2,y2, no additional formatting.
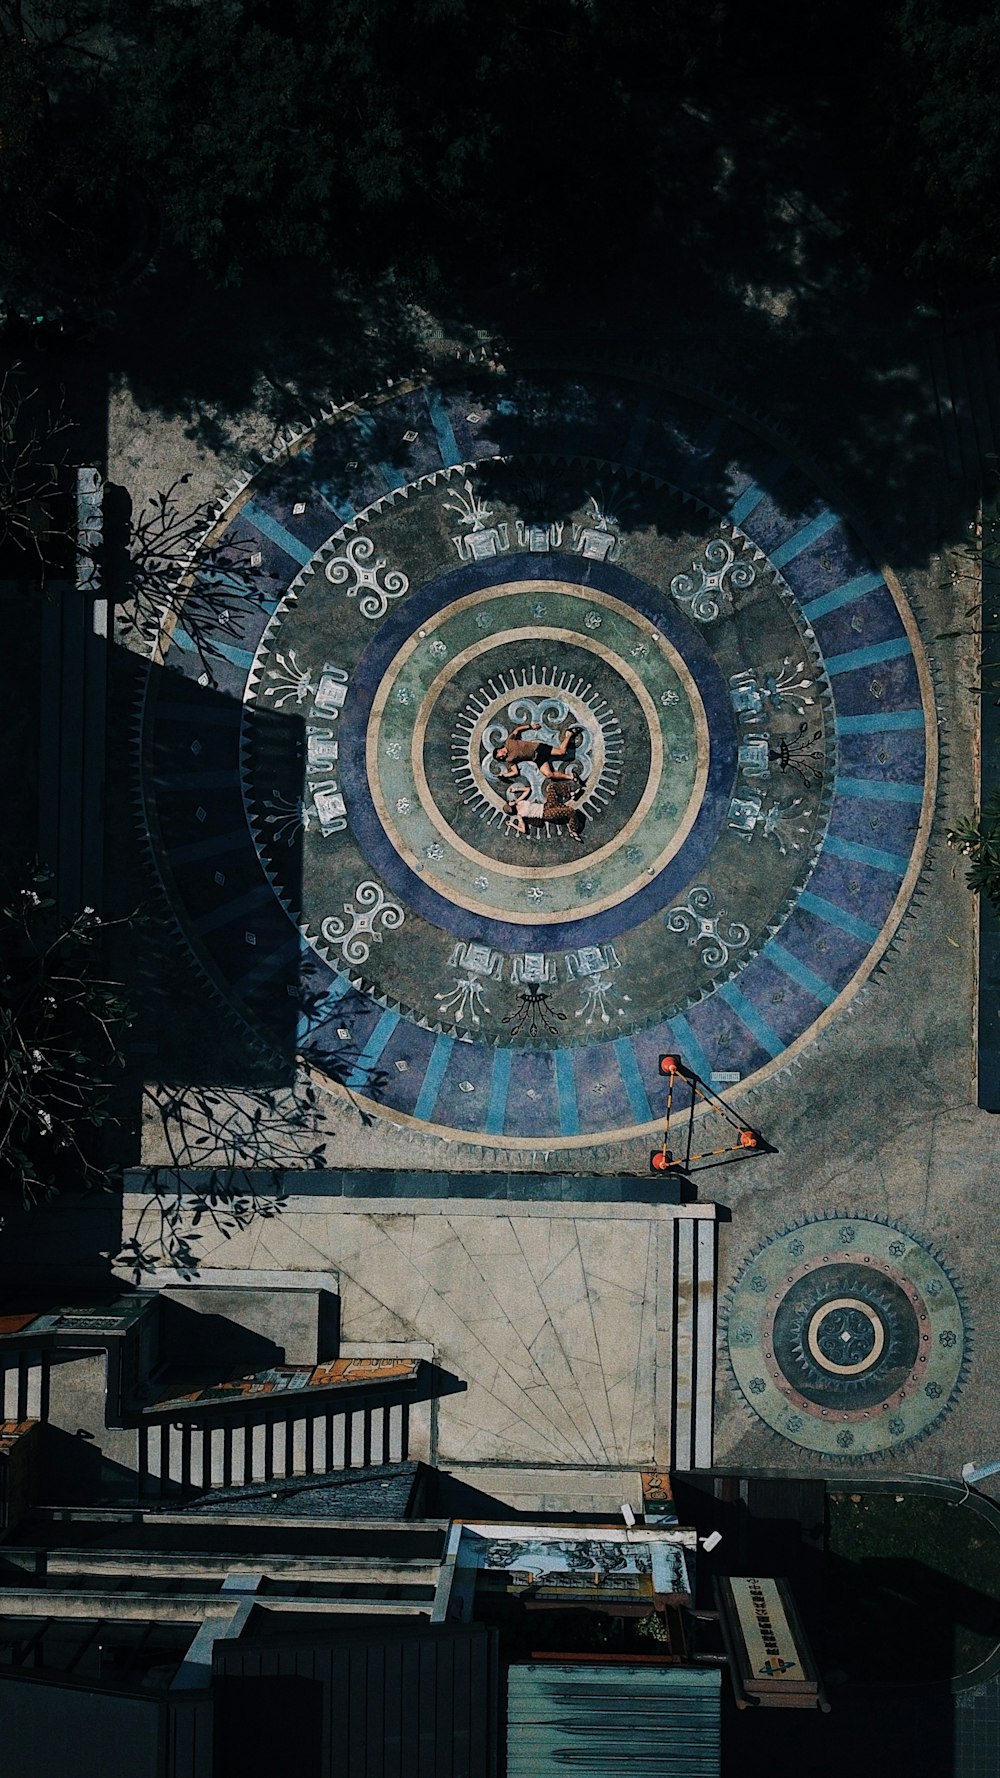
315,484,356,523
836,775,924,804
169,626,255,671
168,828,253,865
717,981,783,1058
691,413,726,458
425,387,463,467
554,1050,580,1137
296,971,354,1044
728,482,767,525
192,883,273,935
624,391,654,463
614,1038,653,1122
764,941,837,1007
413,1035,455,1121
486,1048,513,1136
769,509,839,567
353,413,404,490
242,502,313,566
234,933,304,994
824,833,910,875
800,570,884,619
797,890,880,945
824,635,912,675
157,703,243,727
666,1013,713,1085
156,768,238,791
836,709,924,734
345,1010,400,1087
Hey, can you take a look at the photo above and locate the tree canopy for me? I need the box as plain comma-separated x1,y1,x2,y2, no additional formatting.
1,0,999,310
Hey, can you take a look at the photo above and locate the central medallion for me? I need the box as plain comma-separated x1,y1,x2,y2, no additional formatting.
365,581,708,926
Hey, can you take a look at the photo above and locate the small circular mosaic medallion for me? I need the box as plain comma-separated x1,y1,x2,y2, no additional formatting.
724,1216,967,1458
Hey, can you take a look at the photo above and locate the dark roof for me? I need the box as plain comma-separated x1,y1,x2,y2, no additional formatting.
181,1461,421,1519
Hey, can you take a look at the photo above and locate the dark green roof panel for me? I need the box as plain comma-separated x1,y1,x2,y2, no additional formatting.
507,1663,721,1778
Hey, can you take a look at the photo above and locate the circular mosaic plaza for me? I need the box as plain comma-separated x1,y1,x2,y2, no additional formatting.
724,1216,968,1459
138,370,935,1148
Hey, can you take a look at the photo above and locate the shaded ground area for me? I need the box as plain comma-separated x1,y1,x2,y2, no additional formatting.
677,1476,1000,1777
826,1492,1000,1680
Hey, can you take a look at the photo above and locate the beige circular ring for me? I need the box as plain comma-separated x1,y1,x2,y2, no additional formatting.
806,1298,886,1375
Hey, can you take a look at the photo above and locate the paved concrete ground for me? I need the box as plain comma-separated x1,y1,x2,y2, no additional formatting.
101,259,996,1486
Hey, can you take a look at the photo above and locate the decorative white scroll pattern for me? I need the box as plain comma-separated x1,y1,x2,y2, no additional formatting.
321,880,404,965
665,884,751,970
324,535,409,619
670,537,756,622
264,649,316,706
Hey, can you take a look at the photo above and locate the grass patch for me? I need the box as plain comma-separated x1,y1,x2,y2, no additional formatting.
826,1492,1000,1681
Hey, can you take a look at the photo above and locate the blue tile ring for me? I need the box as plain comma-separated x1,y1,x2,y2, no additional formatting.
137,374,936,1149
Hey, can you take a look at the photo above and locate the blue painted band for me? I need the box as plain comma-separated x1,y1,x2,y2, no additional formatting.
297,970,355,1042
769,509,839,567
170,626,256,672
425,387,463,468
345,1009,400,1087
824,635,912,676
716,981,783,1058
192,883,274,936
763,941,837,1006
797,889,880,945
353,413,404,491
554,1049,580,1136
823,833,910,875
486,1047,513,1135
614,1037,653,1122
836,776,924,804
835,709,925,733
168,828,255,866
666,1013,714,1084
801,570,884,619
727,482,767,525
242,502,313,566
413,1035,455,1121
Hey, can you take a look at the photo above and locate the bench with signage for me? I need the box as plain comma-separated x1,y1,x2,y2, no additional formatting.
715,1574,829,1710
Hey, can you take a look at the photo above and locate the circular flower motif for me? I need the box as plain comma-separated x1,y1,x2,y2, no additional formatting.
888,1241,905,1258
840,1225,856,1244
396,796,412,815
888,1416,906,1437
924,1380,943,1399
731,1323,754,1346
429,639,447,659
836,1429,855,1449
785,1414,803,1433
788,1238,804,1258
926,1279,943,1297
384,740,403,759
660,689,679,707
749,1274,767,1294
395,686,412,705
584,611,602,630
939,1328,957,1348
425,843,444,861
474,611,491,629
749,1376,766,1396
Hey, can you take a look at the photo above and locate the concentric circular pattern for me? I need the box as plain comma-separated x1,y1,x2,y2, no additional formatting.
137,371,935,1149
725,1217,967,1458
